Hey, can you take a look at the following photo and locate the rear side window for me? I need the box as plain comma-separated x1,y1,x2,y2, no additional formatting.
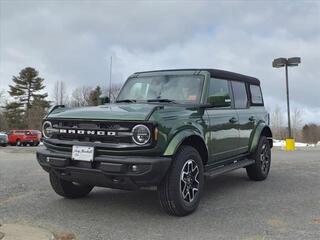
250,85,264,105
231,81,248,109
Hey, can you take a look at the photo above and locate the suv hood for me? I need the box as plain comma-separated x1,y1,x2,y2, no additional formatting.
48,103,160,121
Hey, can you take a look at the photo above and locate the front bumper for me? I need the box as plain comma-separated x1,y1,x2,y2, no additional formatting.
37,148,172,190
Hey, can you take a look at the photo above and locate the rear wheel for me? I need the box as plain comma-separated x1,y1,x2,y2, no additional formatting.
16,139,21,146
49,171,93,198
246,136,271,181
158,146,204,216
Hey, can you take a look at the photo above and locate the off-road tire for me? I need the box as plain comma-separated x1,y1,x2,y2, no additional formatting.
49,171,93,199
246,136,271,181
158,145,204,216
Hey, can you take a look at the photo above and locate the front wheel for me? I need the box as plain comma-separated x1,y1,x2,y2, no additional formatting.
158,146,204,216
246,136,271,181
49,171,93,199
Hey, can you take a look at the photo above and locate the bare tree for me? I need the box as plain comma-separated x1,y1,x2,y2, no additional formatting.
0,90,8,130
103,83,123,102
291,107,303,141
27,98,49,130
270,105,285,139
70,86,91,107
53,81,68,105
302,124,320,144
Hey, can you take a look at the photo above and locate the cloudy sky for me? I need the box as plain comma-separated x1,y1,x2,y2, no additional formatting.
0,0,320,123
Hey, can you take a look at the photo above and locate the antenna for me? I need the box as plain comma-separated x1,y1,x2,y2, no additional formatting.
109,56,112,100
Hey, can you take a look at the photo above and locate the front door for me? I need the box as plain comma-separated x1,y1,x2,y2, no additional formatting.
205,78,239,164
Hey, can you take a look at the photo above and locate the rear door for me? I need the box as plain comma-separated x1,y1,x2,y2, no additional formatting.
231,81,254,153
205,78,239,163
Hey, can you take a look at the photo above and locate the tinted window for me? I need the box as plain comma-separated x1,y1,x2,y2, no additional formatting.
232,81,248,109
207,78,231,107
250,85,263,105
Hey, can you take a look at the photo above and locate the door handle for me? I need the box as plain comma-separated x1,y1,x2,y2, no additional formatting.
229,117,238,124
249,116,256,122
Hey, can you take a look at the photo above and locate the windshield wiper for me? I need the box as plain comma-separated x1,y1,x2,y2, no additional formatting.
116,99,137,103
147,99,176,103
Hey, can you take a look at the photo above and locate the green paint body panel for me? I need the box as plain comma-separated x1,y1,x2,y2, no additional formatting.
163,129,202,156
248,121,272,153
44,69,271,165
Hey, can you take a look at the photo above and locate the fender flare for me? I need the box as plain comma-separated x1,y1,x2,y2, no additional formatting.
249,122,273,153
163,129,205,156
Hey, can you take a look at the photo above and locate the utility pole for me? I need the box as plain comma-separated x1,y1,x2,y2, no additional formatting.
109,56,112,101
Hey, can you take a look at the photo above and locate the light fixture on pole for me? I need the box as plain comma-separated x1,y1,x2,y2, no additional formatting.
272,57,301,151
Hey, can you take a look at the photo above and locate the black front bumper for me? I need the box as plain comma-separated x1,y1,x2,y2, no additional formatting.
37,148,172,190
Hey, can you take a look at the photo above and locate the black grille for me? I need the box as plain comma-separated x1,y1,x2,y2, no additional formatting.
49,119,153,145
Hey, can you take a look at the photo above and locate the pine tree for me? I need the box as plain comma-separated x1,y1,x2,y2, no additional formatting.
8,67,49,118
88,86,102,106
5,67,50,129
3,102,26,129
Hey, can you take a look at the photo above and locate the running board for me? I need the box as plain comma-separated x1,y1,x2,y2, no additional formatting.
204,159,255,177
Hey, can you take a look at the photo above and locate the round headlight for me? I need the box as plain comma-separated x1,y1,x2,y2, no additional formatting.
132,124,151,145
42,121,53,138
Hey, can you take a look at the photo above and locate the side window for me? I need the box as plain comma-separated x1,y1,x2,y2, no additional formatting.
207,78,231,107
250,85,264,105
231,81,248,109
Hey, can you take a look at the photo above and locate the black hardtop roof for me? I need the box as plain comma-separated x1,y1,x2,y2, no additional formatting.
135,68,260,85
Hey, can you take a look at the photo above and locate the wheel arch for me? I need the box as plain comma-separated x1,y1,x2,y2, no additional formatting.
249,123,273,153
163,130,208,165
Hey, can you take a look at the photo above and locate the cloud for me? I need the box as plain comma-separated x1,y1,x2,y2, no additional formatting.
0,0,319,123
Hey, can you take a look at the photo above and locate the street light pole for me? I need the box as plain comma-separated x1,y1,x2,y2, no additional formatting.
285,64,292,138
272,57,301,151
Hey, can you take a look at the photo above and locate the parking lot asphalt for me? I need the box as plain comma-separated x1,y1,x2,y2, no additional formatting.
0,146,319,240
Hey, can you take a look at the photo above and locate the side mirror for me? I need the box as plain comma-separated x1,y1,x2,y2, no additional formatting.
207,95,231,108
99,96,110,105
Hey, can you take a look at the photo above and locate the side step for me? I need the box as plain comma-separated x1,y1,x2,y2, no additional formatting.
204,159,255,177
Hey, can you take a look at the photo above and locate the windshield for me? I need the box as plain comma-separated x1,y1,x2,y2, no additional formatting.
117,75,204,103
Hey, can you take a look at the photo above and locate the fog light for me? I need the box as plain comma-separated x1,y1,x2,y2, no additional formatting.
46,157,50,163
131,165,138,172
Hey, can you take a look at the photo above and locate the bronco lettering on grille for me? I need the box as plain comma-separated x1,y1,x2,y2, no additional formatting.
59,129,116,136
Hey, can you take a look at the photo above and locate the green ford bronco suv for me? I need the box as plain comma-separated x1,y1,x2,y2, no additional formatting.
37,69,272,216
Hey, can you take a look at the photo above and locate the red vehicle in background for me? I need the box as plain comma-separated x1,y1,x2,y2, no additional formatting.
7,130,41,146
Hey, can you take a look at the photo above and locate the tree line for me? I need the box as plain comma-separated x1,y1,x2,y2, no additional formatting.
270,105,320,144
0,67,121,131
53,81,122,107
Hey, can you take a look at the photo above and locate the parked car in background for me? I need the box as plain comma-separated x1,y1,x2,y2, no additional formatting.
7,130,41,146
0,132,8,147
